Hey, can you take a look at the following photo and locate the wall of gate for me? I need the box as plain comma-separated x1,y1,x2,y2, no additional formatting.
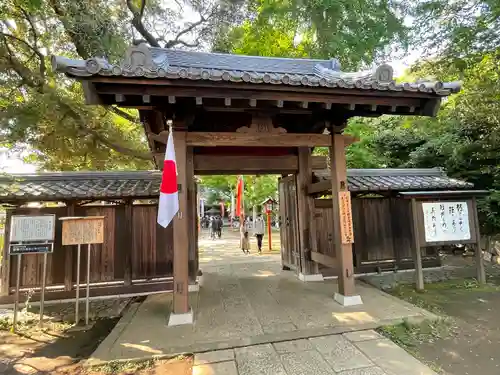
0,204,196,302
314,197,441,275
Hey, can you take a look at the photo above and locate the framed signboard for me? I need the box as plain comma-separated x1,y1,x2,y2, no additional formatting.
9,215,56,243
60,216,105,245
422,201,471,243
416,200,477,246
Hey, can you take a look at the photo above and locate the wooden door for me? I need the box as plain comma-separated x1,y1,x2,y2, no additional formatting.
279,176,300,270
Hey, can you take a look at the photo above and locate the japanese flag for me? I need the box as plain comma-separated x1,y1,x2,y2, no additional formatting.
157,131,179,228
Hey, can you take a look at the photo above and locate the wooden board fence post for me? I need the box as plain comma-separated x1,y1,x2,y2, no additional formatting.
171,130,191,320
330,133,358,304
472,197,486,284
410,198,424,291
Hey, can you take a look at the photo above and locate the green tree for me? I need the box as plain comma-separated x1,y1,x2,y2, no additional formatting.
0,0,245,170
411,0,500,61
214,0,409,68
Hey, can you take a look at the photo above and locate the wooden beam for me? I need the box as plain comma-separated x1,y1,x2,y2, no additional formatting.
311,155,327,170
186,147,196,282
172,131,190,314
0,210,11,296
0,281,174,304
472,197,486,284
64,203,76,291
297,147,319,275
308,180,331,195
310,251,337,268
194,155,298,174
186,132,331,147
123,200,133,286
314,199,332,208
330,133,356,297
410,198,424,291
95,84,424,107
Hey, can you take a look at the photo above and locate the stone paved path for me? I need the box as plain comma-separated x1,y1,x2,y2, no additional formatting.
88,230,437,374
193,330,437,375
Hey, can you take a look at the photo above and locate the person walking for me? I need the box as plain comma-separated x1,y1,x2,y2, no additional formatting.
210,216,217,240
240,218,250,254
217,216,223,238
254,214,265,254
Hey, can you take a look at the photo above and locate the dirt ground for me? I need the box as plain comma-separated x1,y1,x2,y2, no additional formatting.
390,277,500,375
0,317,193,375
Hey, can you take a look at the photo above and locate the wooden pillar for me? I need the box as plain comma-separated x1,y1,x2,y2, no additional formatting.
172,131,190,315
186,147,196,282
64,202,76,291
296,147,319,276
329,133,356,297
472,197,486,284
410,198,424,291
123,200,133,286
0,210,12,296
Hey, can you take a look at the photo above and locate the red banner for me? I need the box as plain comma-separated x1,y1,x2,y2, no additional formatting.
236,176,243,217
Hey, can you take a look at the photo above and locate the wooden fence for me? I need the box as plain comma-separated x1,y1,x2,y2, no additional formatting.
315,197,441,275
0,204,200,303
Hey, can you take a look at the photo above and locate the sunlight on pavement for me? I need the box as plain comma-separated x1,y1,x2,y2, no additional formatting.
332,311,376,324
252,270,277,277
120,342,163,354
193,364,215,375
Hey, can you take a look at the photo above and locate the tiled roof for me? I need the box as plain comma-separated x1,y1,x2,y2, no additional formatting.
51,44,461,95
314,168,473,193
0,169,473,203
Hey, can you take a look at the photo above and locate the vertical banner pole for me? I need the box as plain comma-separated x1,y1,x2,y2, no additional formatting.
75,244,81,324
85,243,91,326
267,212,272,251
13,254,22,333
39,252,48,328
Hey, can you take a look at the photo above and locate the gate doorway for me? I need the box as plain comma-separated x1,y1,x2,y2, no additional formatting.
197,174,283,268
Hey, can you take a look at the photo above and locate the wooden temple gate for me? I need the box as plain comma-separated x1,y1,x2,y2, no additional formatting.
48,44,459,317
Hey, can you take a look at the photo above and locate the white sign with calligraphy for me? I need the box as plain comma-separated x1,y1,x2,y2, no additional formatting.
10,215,55,243
422,202,471,242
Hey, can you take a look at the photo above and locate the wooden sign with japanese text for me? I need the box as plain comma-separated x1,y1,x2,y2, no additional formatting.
338,191,354,244
60,216,105,245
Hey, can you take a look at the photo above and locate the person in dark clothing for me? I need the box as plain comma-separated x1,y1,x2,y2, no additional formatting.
217,216,223,238
210,217,217,240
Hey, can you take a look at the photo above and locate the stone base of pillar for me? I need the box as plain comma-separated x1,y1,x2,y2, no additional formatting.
334,293,363,306
168,309,194,326
298,273,324,282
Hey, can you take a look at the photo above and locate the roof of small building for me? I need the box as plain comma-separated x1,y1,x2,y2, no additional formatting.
0,168,473,203
51,44,461,95
313,168,473,193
